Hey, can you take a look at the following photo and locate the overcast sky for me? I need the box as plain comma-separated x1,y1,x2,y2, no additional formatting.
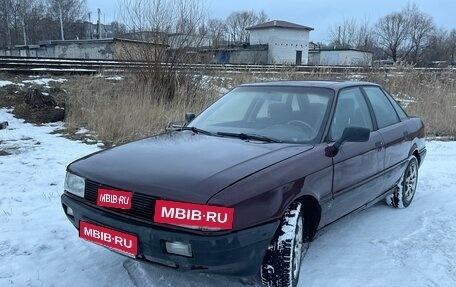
87,0,456,42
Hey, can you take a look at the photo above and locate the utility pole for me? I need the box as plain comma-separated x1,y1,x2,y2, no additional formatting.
59,1,64,40
338,26,341,48
97,8,101,39
22,18,27,45
88,12,92,39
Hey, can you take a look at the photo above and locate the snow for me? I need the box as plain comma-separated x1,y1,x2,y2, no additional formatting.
30,68,97,72
0,80,15,87
75,127,90,135
219,87,230,97
1,108,456,287
22,78,67,86
348,74,367,81
106,76,124,81
393,92,417,108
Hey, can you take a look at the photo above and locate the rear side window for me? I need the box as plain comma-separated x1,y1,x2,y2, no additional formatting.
363,86,400,129
381,89,408,120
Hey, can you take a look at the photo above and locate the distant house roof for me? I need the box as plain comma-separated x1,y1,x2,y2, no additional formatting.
246,20,314,31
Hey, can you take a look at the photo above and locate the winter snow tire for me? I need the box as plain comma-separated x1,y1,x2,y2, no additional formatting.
386,156,419,208
260,202,308,287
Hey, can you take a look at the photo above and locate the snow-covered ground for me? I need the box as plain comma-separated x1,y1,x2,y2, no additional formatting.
1,108,455,287
0,81,14,87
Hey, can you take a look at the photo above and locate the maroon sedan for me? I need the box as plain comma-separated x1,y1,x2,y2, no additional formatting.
61,81,426,287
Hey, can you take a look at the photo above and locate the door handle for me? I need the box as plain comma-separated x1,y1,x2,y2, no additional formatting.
375,141,383,151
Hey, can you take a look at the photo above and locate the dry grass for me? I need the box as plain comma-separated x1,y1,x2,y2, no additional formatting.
63,74,219,145
365,69,456,137
61,67,455,144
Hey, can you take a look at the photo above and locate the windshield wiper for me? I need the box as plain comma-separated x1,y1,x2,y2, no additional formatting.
217,132,282,143
180,126,216,136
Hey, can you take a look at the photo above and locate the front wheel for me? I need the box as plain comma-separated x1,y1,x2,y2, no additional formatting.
261,202,308,287
386,156,419,208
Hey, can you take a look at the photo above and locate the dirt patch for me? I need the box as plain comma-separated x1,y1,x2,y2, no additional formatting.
0,150,11,156
0,145,21,156
0,84,23,107
13,88,65,123
0,80,66,124
50,127,104,146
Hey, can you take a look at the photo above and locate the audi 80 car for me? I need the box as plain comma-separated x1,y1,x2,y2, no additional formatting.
61,81,426,287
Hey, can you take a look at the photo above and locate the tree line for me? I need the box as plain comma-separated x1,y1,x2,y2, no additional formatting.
116,0,456,66
0,0,87,47
327,3,456,66
1,0,454,66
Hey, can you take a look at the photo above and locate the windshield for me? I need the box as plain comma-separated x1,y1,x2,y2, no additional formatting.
189,86,334,144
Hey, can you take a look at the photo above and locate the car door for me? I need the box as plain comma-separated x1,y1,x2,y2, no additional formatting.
326,87,385,222
362,86,411,192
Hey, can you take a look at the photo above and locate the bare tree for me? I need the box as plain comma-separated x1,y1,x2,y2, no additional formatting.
111,21,128,37
375,11,411,62
327,18,357,48
448,29,456,65
405,3,435,64
0,0,44,46
117,0,206,42
14,0,49,45
225,10,269,44
46,0,87,40
375,3,436,64
423,28,448,65
0,0,14,46
328,17,376,52
116,0,209,101
0,0,89,46
353,20,376,51
207,18,227,47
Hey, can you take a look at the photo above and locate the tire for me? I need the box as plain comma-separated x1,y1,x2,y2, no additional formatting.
261,202,308,287
386,156,419,208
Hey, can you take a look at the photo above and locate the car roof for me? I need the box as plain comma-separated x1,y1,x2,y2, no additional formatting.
239,80,380,90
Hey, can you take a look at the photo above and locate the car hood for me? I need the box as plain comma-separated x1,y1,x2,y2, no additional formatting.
68,131,313,204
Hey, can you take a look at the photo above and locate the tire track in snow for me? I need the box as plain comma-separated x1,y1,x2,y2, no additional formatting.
376,212,456,286
123,259,154,287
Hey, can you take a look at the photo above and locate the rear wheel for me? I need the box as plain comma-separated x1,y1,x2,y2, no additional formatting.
386,156,419,208
261,202,308,287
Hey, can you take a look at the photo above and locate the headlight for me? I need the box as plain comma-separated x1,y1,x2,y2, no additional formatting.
64,172,85,198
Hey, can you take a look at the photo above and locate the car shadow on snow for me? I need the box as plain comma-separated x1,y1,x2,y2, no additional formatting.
117,202,392,287
121,258,261,287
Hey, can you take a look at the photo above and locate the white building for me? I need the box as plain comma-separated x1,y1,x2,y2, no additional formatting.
309,49,373,66
246,20,314,65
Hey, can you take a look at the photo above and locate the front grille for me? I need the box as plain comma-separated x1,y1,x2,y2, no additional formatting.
85,180,157,222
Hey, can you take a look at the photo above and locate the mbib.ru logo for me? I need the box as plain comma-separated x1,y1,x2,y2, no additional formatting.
154,200,234,229
79,221,138,256
97,188,132,209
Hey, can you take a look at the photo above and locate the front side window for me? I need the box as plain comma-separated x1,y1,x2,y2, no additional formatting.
329,87,373,141
363,86,400,129
189,86,334,143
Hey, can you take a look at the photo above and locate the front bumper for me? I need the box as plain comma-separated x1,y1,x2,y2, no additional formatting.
61,193,279,276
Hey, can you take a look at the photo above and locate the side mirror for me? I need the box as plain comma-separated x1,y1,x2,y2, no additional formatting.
185,112,196,124
326,126,370,157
